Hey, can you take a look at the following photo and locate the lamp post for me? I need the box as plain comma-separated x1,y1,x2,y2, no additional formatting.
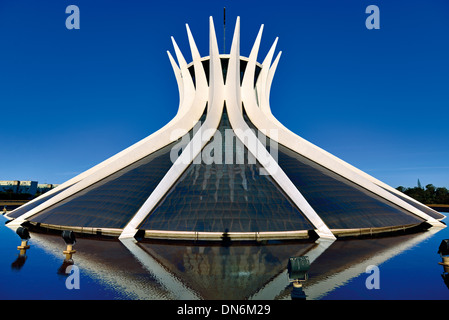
16,227,30,254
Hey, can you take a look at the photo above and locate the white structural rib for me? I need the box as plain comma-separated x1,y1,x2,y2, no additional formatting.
245,28,445,228
6,31,207,228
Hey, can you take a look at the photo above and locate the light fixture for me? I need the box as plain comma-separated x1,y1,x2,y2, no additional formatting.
16,227,30,253
12,226,31,270
287,256,310,300
288,256,310,281
61,230,76,260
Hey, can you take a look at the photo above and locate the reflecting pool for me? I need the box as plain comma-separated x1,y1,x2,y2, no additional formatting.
1,215,448,300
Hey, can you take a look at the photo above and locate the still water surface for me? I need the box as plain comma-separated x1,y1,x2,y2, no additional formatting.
1,215,448,300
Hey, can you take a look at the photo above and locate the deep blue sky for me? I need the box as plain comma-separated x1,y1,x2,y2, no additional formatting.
1,0,448,189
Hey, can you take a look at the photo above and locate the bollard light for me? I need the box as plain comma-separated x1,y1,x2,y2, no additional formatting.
62,230,76,245
16,227,30,240
61,230,76,260
16,227,30,254
287,256,310,282
287,256,310,300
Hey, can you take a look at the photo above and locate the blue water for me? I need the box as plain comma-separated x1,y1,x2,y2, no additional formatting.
0,214,448,300
0,217,130,300
322,223,449,300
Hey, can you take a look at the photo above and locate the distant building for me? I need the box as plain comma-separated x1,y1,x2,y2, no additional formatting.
0,181,20,193
37,184,59,194
0,180,38,195
17,181,38,195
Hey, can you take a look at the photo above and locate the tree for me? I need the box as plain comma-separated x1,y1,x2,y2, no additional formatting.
435,187,449,204
397,184,449,205
424,184,436,204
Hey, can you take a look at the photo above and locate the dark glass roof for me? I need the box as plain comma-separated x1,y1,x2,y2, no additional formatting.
381,187,445,220
140,107,313,233
7,185,72,219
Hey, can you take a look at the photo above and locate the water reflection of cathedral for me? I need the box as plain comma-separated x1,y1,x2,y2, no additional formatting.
18,226,443,300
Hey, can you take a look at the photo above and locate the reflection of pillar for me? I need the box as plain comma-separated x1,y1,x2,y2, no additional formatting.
120,238,200,299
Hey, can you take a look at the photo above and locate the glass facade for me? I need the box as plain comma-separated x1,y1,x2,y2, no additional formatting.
16,100,432,235
242,110,425,230
140,107,313,233
381,187,445,220
7,185,72,219
28,108,207,229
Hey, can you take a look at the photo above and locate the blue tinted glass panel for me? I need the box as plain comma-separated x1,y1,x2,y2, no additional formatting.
381,187,445,220
7,185,72,219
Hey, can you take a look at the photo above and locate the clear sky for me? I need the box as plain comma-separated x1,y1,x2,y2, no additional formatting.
0,0,448,189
